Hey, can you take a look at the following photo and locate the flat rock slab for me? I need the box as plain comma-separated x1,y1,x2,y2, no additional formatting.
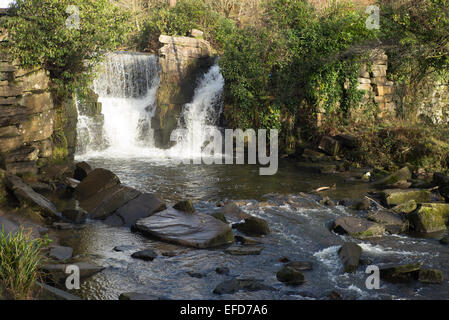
42,262,104,283
5,173,58,218
381,189,431,207
366,210,408,234
225,245,264,255
104,193,166,227
49,246,73,261
81,184,141,220
333,217,385,239
134,208,234,249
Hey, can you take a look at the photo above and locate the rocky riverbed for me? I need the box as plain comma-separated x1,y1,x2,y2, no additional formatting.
0,157,448,300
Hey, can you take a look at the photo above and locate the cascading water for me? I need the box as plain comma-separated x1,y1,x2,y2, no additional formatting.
77,52,160,157
76,53,225,160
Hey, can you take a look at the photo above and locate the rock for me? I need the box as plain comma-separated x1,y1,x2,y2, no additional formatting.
338,243,362,273
104,193,166,227
220,202,249,221
334,134,358,149
234,235,263,245
350,198,370,211
134,208,234,249
215,267,230,275
131,249,158,261
49,246,73,261
187,271,204,278
276,266,305,285
39,164,74,183
0,216,19,237
119,292,162,300
380,263,422,283
224,245,264,255
61,208,88,224
332,217,385,239
372,167,412,189
74,168,120,200
440,236,449,245
213,279,274,295
418,269,444,284
285,261,313,271
82,185,141,220
52,222,75,230
4,173,58,218
113,245,137,252
211,211,227,223
73,161,92,181
318,136,340,156
380,189,431,207
190,29,204,38
320,196,335,206
409,203,449,233
42,262,105,283
235,216,270,236
36,282,81,300
433,172,449,202
278,257,290,263
64,177,80,189
327,290,342,300
366,210,408,234
391,200,418,214
173,200,195,213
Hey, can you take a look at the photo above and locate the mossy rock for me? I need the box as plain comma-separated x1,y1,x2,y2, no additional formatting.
409,203,449,233
380,263,422,283
381,189,431,207
333,216,385,239
391,200,418,214
211,212,227,223
418,269,444,284
235,216,270,236
276,266,305,285
372,167,412,188
173,200,195,213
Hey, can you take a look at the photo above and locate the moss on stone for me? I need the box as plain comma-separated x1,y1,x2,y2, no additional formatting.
382,189,431,206
410,203,449,233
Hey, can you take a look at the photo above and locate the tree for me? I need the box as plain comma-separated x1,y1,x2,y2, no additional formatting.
8,0,131,96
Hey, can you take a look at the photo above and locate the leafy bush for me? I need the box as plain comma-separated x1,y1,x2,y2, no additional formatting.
8,0,131,97
0,228,50,300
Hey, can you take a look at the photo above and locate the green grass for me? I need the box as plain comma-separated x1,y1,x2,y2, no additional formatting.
0,227,50,300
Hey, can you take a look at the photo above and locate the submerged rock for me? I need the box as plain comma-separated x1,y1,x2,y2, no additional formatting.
5,173,58,218
418,269,444,284
134,208,234,248
276,266,305,285
380,263,422,283
409,203,449,233
213,279,274,295
235,216,270,236
234,235,263,245
381,189,431,207
173,200,195,213
366,210,408,234
131,249,158,261
338,243,362,273
391,200,418,214
105,193,166,227
225,245,264,255
49,246,73,261
285,261,313,272
332,216,385,239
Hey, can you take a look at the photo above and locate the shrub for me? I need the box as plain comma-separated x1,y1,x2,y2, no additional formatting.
0,228,51,300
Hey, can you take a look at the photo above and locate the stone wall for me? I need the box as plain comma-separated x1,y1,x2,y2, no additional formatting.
0,12,75,175
152,33,215,148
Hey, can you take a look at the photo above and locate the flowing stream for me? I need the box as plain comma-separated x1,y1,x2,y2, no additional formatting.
69,52,449,300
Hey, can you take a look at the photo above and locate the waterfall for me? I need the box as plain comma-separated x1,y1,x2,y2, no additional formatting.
76,52,224,160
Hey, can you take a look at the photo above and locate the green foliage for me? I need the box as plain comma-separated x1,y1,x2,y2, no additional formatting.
8,0,131,97
0,228,51,300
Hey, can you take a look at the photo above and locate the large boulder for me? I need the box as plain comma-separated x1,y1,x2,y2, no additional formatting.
391,200,418,214
332,216,385,239
380,189,431,207
235,216,270,236
74,168,120,200
134,208,234,248
338,242,362,273
104,193,166,227
4,173,58,218
409,203,449,233
366,210,408,234
380,263,422,283
372,167,412,189
81,184,141,220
